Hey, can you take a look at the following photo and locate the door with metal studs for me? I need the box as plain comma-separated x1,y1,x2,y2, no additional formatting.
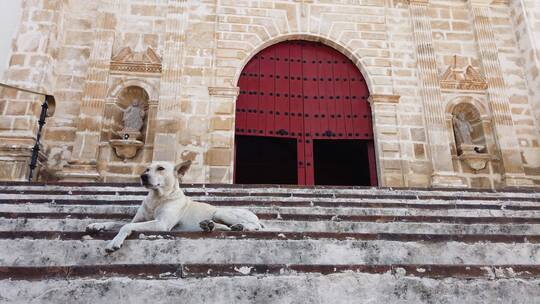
234,40,377,186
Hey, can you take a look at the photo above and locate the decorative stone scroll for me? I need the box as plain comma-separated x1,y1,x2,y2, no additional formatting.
110,46,162,74
441,56,488,91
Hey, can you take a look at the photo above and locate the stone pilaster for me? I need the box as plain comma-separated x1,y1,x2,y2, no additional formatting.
61,0,120,182
368,94,405,187
207,87,238,183
152,0,188,163
408,0,465,188
469,0,533,187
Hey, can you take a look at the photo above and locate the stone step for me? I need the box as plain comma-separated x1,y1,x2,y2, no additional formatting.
1,230,539,243
3,218,540,235
1,235,539,266
4,197,540,210
1,182,539,304
3,211,540,224
0,183,538,200
2,271,539,304
2,263,539,280
0,191,538,203
3,203,540,218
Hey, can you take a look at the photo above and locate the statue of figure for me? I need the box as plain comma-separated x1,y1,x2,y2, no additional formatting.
452,112,473,146
122,98,145,132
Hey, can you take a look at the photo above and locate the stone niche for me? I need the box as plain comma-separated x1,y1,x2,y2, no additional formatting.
446,98,500,188
100,85,151,181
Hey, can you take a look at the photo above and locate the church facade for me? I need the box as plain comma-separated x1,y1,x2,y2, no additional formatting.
1,0,540,189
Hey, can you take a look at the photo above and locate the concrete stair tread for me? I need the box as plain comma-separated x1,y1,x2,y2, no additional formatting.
1,183,539,303
2,237,539,266
3,263,540,280
3,219,540,235
2,273,540,304
3,203,540,218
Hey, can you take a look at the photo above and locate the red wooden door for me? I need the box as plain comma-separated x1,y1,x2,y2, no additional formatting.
235,40,376,186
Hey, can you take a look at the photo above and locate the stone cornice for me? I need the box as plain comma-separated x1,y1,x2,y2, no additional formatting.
469,0,508,6
208,86,240,97
405,0,508,6
407,0,429,5
368,94,400,105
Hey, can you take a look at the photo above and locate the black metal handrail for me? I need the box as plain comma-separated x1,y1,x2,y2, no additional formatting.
0,83,55,182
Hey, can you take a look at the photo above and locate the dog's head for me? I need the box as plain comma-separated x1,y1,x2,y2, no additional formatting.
140,160,192,192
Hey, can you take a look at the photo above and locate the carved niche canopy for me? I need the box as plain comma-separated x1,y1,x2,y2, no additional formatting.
110,46,162,74
440,56,488,91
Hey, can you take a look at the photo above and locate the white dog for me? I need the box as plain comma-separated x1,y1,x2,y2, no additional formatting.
86,160,263,253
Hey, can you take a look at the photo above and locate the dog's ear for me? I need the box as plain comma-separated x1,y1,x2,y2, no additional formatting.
175,160,192,177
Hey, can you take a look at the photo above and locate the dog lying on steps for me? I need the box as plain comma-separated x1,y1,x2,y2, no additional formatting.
86,160,263,253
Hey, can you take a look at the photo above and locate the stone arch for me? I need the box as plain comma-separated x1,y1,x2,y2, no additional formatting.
233,39,377,186
109,78,158,102
446,96,489,120
445,96,493,154
231,34,376,94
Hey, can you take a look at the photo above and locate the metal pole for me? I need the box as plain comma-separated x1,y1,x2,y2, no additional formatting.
28,95,54,182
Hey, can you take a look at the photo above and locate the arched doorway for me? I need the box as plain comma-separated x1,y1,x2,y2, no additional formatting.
234,40,377,186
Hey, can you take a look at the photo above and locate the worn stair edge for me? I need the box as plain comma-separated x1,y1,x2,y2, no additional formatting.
4,204,540,219
1,264,538,280
4,211,540,224
0,181,538,194
3,198,540,210
2,239,538,266
3,273,539,304
4,218,540,235
1,230,540,244
1,191,539,202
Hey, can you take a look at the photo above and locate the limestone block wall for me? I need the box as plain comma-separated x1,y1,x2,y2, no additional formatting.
0,0,539,188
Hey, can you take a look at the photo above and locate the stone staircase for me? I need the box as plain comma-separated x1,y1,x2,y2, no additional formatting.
0,182,539,303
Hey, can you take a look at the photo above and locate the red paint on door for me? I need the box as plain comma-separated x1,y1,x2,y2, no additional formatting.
235,40,377,186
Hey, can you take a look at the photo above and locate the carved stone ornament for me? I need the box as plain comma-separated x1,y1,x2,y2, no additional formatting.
440,56,488,91
458,144,496,172
111,45,162,74
110,139,144,161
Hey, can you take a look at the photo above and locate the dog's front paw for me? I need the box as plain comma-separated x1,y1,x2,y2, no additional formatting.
199,220,215,232
105,240,122,253
230,224,244,231
86,223,106,234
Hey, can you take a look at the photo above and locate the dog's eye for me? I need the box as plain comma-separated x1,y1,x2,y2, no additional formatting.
157,166,165,171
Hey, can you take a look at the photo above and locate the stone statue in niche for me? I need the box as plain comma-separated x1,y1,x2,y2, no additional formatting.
122,98,145,133
110,98,146,161
452,112,473,147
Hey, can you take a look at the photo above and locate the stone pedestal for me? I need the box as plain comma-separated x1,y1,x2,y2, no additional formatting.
458,144,494,172
110,139,144,161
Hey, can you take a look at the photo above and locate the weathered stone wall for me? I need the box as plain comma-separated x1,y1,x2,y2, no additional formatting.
0,0,539,188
